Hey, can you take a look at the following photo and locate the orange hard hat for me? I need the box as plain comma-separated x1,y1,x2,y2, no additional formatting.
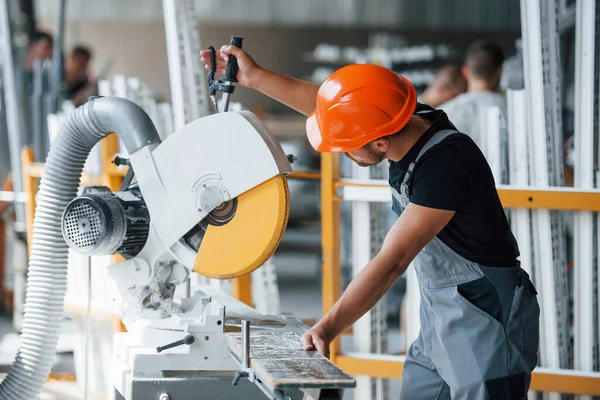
306,64,417,152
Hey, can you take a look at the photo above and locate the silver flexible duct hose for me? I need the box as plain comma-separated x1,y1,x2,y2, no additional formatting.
0,96,160,399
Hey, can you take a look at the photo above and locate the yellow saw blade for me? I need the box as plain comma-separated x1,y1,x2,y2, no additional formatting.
193,175,289,279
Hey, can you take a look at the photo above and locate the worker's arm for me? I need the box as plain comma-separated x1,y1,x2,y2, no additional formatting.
301,203,455,358
199,45,319,116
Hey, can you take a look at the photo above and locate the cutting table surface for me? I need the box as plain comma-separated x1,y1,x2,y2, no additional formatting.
197,285,356,390
226,331,356,390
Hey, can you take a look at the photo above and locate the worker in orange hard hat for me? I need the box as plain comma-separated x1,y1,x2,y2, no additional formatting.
201,45,539,399
305,63,417,153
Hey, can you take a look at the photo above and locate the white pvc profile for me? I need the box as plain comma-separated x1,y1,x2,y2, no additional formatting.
520,0,560,370
480,106,502,184
0,191,28,202
0,0,27,230
404,264,420,350
507,90,533,275
341,186,392,203
573,0,596,379
162,0,186,130
97,79,113,97
507,88,539,400
181,0,209,119
350,164,379,400
163,0,209,129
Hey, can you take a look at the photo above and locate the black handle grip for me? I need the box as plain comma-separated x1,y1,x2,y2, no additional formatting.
207,46,217,95
156,334,195,353
225,35,244,83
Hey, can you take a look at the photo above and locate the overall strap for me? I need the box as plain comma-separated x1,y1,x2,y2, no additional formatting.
400,129,460,197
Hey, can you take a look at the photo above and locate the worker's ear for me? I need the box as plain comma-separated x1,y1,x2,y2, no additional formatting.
372,137,390,153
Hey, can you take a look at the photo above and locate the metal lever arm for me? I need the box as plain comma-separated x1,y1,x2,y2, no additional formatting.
206,35,244,113
156,334,195,353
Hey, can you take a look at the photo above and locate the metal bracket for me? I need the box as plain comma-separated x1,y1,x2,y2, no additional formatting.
229,319,292,400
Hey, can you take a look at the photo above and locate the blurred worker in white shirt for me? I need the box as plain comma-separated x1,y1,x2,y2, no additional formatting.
438,40,506,150
418,64,466,108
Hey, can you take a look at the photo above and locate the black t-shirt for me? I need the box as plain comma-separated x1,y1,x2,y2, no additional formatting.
388,103,520,267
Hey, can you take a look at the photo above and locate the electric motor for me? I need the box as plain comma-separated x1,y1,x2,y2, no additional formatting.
61,186,150,257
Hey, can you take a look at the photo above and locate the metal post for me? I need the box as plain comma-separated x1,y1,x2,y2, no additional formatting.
351,161,388,400
49,0,66,113
241,319,250,369
31,59,44,161
506,90,532,276
350,164,373,400
520,4,569,399
0,74,10,188
573,0,597,387
0,0,27,232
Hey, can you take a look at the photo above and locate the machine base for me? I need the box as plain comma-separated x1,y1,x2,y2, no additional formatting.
114,376,328,400
115,376,272,400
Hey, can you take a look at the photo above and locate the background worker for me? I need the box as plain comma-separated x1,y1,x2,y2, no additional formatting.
64,45,98,106
418,63,466,108
200,45,540,399
25,30,54,71
438,39,506,150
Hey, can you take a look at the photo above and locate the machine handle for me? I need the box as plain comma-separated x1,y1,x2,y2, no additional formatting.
207,46,218,96
156,334,195,353
225,35,244,83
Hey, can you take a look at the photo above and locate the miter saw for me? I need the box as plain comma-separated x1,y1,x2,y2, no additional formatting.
54,37,355,400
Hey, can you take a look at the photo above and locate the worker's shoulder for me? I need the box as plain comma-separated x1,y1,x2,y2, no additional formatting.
439,92,506,111
416,130,481,166
437,93,471,111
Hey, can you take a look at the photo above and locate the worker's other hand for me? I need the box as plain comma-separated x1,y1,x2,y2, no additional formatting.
300,327,331,359
199,45,261,88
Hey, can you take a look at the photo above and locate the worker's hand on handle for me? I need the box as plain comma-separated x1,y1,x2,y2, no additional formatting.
301,327,331,359
200,45,261,89
200,43,319,117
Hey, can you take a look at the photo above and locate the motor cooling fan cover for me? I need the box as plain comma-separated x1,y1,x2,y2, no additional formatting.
61,194,125,255
193,175,289,279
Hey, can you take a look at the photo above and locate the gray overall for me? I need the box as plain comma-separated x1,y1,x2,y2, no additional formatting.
392,129,540,399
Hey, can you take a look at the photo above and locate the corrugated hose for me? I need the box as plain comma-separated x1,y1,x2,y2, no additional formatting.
0,96,160,399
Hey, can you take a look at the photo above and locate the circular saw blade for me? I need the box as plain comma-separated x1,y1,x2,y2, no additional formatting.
193,175,289,279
